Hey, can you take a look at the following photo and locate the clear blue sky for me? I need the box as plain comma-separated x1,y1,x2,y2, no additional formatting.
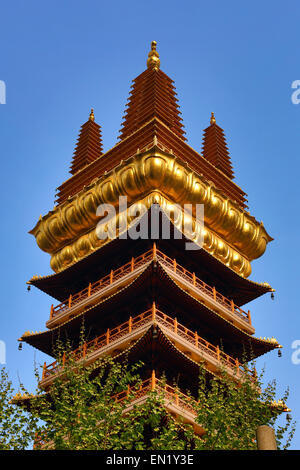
0,0,299,449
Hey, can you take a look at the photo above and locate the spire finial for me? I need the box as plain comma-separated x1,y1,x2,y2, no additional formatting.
89,108,95,122
147,41,160,70
210,112,216,125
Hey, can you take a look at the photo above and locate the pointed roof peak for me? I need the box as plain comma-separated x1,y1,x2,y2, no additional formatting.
147,40,160,71
202,115,234,180
69,111,103,175
89,108,95,122
119,41,185,141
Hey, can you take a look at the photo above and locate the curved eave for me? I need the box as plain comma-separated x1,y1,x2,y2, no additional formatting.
113,325,203,382
14,327,202,410
157,265,279,360
28,208,273,306
21,262,279,361
21,263,153,354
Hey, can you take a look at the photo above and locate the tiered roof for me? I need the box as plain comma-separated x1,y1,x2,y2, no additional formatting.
28,211,273,306
54,43,248,208
119,41,185,141
69,109,103,175
202,112,234,179
22,261,279,363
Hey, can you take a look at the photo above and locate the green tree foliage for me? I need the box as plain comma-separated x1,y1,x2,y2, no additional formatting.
195,362,295,450
0,367,39,449
0,345,296,450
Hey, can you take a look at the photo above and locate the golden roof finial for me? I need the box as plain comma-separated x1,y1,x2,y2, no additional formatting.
89,108,95,122
147,41,160,70
210,112,216,125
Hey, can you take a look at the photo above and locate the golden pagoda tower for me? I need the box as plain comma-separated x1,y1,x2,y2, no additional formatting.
19,41,281,434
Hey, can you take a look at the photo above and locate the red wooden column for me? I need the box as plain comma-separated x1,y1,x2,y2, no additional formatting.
152,302,156,322
151,370,156,391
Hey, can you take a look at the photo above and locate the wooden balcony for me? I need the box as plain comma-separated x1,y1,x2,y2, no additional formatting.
34,371,203,448
47,244,253,333
46,249,154,329
155,248,254,334
113,371,203,435
41,304,256,390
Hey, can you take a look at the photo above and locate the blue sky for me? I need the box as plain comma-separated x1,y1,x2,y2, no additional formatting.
0,0,299,449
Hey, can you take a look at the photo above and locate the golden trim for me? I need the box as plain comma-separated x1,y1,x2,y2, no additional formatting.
147,40,160,70
30,147,272,275
49,192,252,276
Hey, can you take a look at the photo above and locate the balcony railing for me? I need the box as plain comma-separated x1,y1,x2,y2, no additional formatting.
42,304,255,382
34,370,199,449
49,249,154,320
49,244,251,325
113,370,198,417
155,249,251,324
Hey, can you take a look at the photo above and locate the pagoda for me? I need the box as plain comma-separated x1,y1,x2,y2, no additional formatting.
19,42,282,435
